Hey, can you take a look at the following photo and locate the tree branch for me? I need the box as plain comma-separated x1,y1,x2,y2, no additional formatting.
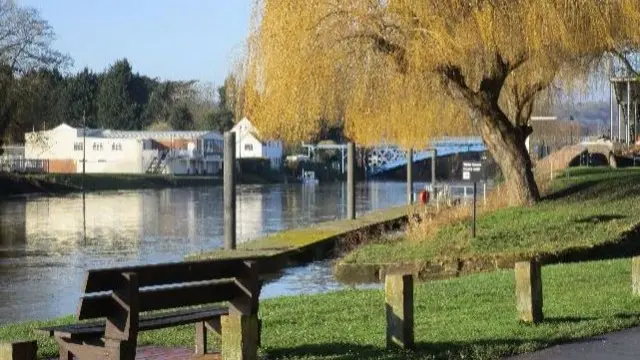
612,50,639,77
338,32,408,73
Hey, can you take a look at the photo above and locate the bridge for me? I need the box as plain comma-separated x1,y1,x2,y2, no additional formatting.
366,137,486,176
303,137,486,176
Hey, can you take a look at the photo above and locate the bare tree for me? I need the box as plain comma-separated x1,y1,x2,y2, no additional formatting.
0,0,68,152
0,0,70,73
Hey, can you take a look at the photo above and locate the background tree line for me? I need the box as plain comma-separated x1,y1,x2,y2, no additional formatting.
0,0,238,151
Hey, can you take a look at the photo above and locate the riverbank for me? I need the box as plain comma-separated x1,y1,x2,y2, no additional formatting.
0,171,283,198
2,258,640,359
186,204,412,262
335,167,640,283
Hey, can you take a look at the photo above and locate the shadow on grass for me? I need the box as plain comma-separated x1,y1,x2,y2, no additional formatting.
265,339,567,360
574,215,626,224
542,180,599,201
266,313,640,360
541,316,597,324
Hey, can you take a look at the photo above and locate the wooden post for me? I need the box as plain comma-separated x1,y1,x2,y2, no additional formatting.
221,314,259,360
347,142,355,220
224,132,237,250
195,321,207,356
0,341,37,360
627,79,631,145
104,272,139,360
407,148,413,205
431,149,437,198
515,261,543,323
632,256,640,296
222,261,261,360
385,274,414,349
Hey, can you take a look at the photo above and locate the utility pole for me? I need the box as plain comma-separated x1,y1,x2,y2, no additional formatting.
82,111,86,190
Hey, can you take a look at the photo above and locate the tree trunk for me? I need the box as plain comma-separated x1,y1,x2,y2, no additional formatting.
476,106,540,206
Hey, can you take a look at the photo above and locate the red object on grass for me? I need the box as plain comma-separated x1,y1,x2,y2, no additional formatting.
419,190,430,204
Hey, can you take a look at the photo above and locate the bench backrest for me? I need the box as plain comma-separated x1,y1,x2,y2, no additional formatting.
77,256,278,340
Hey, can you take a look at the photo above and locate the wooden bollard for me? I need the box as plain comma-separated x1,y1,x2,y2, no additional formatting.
515,260,543,323
224,132,237,250
0,341,37,360
385,273,414,349
632,256,640,296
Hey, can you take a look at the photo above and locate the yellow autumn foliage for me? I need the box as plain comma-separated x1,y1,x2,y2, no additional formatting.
242,0,640,148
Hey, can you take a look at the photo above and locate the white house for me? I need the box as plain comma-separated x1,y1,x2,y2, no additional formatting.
25,123,224,175
229,118,284,169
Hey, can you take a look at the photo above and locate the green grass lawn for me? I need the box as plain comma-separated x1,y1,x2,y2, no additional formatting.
341,167,640,266
2,258,640,359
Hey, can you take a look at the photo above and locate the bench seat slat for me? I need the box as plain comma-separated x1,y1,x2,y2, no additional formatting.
39,305,229,338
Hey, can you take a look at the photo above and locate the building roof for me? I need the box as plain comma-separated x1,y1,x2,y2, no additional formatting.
47,123,223,140
99,129,222,140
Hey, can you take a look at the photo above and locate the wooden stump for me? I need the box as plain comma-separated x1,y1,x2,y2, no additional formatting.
385,274,414,349
515,260,543,324
0,341,37,360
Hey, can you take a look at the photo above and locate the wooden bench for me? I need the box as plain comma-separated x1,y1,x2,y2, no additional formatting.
38,257,273,360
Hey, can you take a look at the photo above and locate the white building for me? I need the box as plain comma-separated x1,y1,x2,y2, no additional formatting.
229,118,284,169
24,123,223,175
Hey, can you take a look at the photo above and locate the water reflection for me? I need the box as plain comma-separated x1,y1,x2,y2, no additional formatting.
0,181,425,324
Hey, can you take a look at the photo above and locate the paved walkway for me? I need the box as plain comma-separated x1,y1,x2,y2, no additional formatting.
507,326,640,360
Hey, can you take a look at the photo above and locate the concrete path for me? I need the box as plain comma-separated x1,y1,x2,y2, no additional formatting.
507,326,640,360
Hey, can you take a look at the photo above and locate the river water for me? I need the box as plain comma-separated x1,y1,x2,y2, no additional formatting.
0,181,427,324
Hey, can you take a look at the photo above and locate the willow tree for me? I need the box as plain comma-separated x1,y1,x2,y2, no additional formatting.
242,1,640,205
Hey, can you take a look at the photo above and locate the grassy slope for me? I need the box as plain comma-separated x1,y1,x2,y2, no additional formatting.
2,258,640,359
342,167,640,265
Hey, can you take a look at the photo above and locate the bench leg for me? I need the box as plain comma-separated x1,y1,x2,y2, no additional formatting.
105,339,136,360
221,314,259,360
195,321,207,355
58,345,72,360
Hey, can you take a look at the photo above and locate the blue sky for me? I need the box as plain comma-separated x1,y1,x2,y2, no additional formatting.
19,0,252,85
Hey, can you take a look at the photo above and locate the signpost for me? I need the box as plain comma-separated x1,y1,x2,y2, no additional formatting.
462,161,484,238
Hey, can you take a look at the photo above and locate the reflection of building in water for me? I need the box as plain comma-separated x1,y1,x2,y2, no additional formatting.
0,201,26,249
140,189,199,240
23,193,145,253
237,187,283,243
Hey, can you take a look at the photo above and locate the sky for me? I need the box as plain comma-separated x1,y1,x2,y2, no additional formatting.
18,0,252,86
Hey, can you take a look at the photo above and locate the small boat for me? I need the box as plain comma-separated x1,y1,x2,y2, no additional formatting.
301,170,319,185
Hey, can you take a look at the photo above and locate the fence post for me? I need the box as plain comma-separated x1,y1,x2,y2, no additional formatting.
347,142,356,220
224,132,237,250
407,148,413,205
431,149,437,199
483,182,487,207
515,260,543,323
385,273,414,349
